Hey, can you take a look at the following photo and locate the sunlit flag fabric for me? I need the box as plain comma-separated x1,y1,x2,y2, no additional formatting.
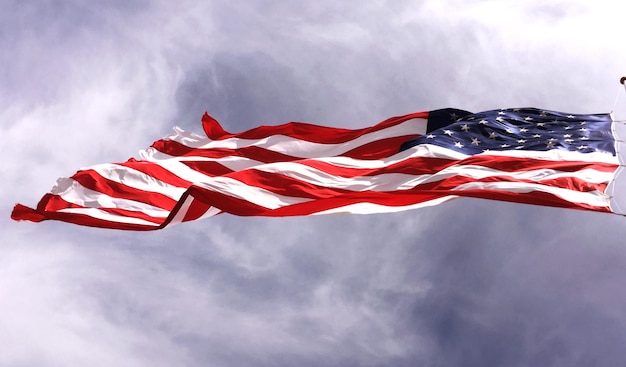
11,108,621,230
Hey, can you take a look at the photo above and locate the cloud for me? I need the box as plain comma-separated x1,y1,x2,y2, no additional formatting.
4,0,626,366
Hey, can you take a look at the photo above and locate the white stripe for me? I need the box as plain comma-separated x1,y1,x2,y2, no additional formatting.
311,144,468,169
479,148,619,164
400,144,619,164
191,204,222,220
164,118,428,158
57,208,160,226
453,181,611,207
166,195,195,225
313,196,458,215
437,165,615,184
142,160,226,184
254,162,428,191
252,159,615,193
166,195,223,225
140,149,265,171
51,178,170,217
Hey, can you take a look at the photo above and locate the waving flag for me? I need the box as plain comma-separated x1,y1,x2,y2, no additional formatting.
11,108,621,230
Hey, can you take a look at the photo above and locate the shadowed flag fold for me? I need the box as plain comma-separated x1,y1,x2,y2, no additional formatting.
11,108,620,230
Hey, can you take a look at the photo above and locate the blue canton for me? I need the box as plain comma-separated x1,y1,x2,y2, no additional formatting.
402,108,615,156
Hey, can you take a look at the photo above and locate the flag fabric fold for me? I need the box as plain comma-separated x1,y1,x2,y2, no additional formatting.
12,108,621,230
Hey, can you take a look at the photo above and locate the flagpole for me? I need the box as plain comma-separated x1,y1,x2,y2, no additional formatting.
611,77,626,115
611,77,626,216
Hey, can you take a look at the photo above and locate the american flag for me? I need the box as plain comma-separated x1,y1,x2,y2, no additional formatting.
11,108,620,230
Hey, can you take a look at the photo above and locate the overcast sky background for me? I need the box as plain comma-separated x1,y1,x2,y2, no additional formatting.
3,1,626,366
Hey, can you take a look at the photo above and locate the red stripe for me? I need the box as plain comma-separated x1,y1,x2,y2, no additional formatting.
185,186,275,216
459,155,618,173
340,135,421,159
151,141,304,163
71,169,178,210
226,169,354,199
201,111,429,142
37,193,82,212
412,174,609,194
443,189,612,213
262,192,450,216
42,211,158,230
36,194,166,224
267,188,612,216
182,199,216,222
297,157,457,177
182,161,234,177
22,194,162,230
11,203,47,222
151,136,421,162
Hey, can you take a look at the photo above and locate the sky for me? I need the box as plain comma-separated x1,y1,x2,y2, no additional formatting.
3,1,626,366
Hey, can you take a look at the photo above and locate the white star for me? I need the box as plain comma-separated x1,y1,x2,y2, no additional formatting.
488,132,497,139
567,115,575,119
496,116,504,122
471,138,480,145
579,128,588,132
444,130,453,136
461,124,470,132
540,111,547,116
515,145,525,149
536,122,545,127
577,145,589,150
564,126,573,130
426,134,435,139
580,136,590,140
479,119,488,125
498,111,506,115
454,141,464,148
564,138,574,143
524,116,533,121
505,128,514,134
500,144,510,148
450,113,459,121
532,134,542,138
563,134,572,138
520,128,529,133
517,139,526,143
580,121,587,125
546,141,556,148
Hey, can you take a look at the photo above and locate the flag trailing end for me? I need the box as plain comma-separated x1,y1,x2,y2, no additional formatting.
11,203,47,222
201,112,229,139
12,108,621,230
